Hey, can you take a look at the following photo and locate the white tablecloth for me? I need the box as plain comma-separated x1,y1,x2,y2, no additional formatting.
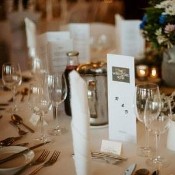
0,81,175,175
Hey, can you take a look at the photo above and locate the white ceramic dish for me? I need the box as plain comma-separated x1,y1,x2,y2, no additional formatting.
0,146,35,175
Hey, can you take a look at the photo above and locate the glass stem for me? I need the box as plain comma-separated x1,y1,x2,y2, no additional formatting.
155,133,159,159
40,113,45,139
53,106,57,120
145,125,150,148
12,87,17,110
53,106,59,129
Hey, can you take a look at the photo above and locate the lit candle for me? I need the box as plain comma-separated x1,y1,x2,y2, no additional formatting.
150,67,158,78
136,65,149,80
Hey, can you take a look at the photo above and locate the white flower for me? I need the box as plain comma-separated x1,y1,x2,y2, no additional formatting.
156,28,168,44
156,0,175,15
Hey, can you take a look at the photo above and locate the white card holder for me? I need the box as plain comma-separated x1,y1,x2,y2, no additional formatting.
107,54,137,143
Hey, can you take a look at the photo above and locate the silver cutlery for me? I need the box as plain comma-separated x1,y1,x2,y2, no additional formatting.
152,170,159,175
92,156,123,165
134,168,150,175
0,136,22,147
11,114,35,133
9,121,28,136
123,163,136,175
29,150,60,175
20,87,29,102
91,151,127,161
0,141,50,164
13,142,29,147
0,104,7,111
14,149,50,175
0,103,9,106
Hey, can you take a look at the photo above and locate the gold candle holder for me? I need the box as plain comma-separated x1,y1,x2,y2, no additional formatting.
136,65,149,80
150,66,158,79
148,66,161,84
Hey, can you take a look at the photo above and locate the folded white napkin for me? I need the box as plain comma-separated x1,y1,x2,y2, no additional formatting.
69,70,91,175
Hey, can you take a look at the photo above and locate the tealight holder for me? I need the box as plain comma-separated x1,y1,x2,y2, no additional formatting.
136,65,149,81
150,66,159,79
148,66,161,84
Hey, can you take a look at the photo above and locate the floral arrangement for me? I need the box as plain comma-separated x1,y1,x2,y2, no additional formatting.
140,0,175,50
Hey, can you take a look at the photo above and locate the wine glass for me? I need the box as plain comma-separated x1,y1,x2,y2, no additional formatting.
2,63,22,111
46,73,67,136
144,95,171,168
28,84,51,142
135,83,160,157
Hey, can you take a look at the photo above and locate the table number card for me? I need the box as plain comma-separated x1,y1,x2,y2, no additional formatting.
115,14,145,60
47,40,73,73
69,23,90,64
24,17,37,49
107,54,137,143
37,31,71,72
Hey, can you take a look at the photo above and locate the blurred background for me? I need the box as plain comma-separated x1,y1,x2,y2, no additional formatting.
0,0,148,77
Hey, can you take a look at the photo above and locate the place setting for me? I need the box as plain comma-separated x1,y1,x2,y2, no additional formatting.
0,0,175,174
0,141,60,175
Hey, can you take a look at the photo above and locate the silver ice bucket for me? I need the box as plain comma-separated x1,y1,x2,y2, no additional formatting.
77,62,108,126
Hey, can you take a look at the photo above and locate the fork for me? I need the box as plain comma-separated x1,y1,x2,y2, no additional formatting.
14,149,50,175
29,150,60,175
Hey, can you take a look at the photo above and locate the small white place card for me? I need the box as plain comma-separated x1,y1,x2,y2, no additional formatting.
29,113,47,126
101,139,122,155
107,54,137,143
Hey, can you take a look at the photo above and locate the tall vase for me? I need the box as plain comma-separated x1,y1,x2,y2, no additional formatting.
161,46,175,87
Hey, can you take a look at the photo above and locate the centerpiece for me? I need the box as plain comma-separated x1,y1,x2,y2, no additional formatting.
140,0,175,87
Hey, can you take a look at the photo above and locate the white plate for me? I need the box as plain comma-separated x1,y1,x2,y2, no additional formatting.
0,146,35,175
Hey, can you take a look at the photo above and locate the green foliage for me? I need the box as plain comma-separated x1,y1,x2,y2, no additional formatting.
140,0,175,50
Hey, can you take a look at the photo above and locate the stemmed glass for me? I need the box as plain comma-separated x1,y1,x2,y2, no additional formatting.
46,73,67,136
28,83,51,142
135,83,160,157
2,63,22,111
144,95,171,168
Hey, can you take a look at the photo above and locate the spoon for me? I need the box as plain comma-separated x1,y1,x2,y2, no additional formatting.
20,88,29,102
9,121,28,136
135,168,150,175
152,170,159,175
11,114,35,133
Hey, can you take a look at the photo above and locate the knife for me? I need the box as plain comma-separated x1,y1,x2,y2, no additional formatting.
123,164,136,175
0,141,50,165
0,103,9,106
0,136,22,147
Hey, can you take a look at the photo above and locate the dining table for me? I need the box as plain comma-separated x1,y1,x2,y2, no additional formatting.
0,75,175,175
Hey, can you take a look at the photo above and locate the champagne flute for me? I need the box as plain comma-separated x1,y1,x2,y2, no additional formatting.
135,83,160,157
2,63,22,111
28,84,51,142
46,73,67,136
144,96,171,168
